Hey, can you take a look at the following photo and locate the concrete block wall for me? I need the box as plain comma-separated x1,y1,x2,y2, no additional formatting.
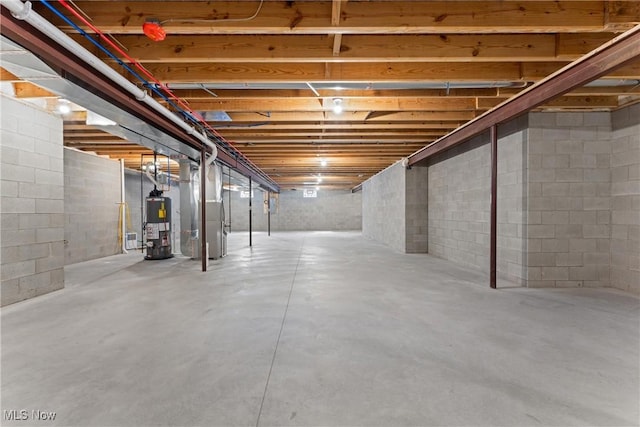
362,161,406,253
362,161,429,253
361,110,638,294
610,104,640,293
64,149,121,264
1,95,64,306
428,119,528,280
405,166,429,253
526,112,612,288
428,135,491,272
497,119,528,284
227,188,361,233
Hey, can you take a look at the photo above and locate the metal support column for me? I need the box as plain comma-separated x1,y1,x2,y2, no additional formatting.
140,154,144,252
200,148,207,272
120,159,128,254
490,125,498,289
249,177,253,247
267,191,271,236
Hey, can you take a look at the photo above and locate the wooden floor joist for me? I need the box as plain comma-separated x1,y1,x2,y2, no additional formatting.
3,1,638,190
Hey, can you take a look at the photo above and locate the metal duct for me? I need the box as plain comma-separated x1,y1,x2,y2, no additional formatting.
179,159,201,258
1,0,218,163
0,16,278,192
206,162,223,203
0,35,200,161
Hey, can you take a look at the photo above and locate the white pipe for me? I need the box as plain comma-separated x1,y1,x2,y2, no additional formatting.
2,0,218,161
120,159,128,254
144,166,160,189
205,152,217,168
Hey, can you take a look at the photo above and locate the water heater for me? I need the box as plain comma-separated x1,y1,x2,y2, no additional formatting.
145,196,173,260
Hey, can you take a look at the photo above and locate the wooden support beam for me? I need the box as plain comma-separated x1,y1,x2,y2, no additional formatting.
362,111,477,121
241,146,427,152
556,33,617,59
606,1,640,31
81,34,587,63
209,122,461,130
206,111,476,122
331,0,344,27
218,130,445,138
139,61,540,83
521,59,640,80
0,67,21,81
241,150,426,156
12,82,57,98
222,137,435,144
331,0,344,55
499,84,640,97
408,25,640,165
332,34,343,57
236,141,429,147
39,1,622,35
178,97,477,112
478,95,621,110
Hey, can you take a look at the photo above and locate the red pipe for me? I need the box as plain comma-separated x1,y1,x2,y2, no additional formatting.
57,0,277,188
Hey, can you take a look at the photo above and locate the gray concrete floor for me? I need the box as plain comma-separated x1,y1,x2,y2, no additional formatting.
2,231,639,427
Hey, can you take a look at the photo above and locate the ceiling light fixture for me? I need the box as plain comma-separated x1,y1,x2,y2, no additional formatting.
320,158,328,167
56,99,71,115
142,19,166,42
332,98,343,114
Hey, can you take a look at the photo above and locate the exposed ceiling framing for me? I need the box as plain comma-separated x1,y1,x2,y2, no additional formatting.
2,1,640,190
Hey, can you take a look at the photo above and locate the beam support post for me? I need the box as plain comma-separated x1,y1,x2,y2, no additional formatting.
490,125,498,289
200,147,207,272
267,191,271,237
249,177,253,247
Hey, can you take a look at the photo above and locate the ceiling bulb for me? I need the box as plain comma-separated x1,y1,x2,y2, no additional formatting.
57,99,71,115
320,158,328,167
332,98,343,114
143,20,166,42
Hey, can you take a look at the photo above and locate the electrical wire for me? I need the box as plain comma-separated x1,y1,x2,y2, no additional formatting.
41,0,190,121
40,0,277,188
56,0,203,121
160,0,264,25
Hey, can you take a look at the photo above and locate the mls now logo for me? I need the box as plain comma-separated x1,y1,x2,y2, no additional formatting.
3,410,28,421
4,409,57,421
